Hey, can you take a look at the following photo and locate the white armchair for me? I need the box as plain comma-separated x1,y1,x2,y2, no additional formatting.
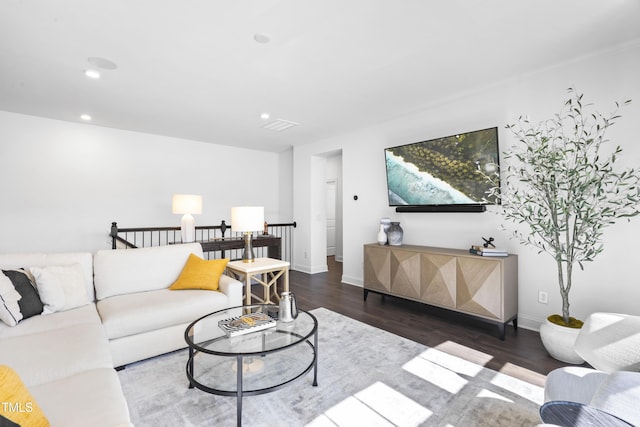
574,312,640,372
540,367,640,426
538,312,640,426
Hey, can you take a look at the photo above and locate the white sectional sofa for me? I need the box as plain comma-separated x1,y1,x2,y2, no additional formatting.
0,243,243,427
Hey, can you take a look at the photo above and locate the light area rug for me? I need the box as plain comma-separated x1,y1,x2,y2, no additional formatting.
117,308,544,427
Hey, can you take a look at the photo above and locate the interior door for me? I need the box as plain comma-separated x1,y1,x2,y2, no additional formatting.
326,180,337,256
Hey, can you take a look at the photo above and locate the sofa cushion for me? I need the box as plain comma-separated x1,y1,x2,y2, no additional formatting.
169,254,228,291
31,368,131,427
0,269,43,326
97,288,230,340
93,243,204,300
0,304,102,340
0,252,95,302
30,264,90,314
0,365,49,427
0,323,113,387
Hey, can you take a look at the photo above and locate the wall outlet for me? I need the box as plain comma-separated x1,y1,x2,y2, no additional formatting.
538,291,548,304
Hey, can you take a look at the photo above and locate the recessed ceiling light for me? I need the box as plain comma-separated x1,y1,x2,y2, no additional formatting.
260,112,270,120
80,114,92,121
84,69,101,79
254,33,271,44
87,57,118,70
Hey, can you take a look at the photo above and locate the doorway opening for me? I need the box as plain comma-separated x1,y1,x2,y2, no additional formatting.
323,151,342,274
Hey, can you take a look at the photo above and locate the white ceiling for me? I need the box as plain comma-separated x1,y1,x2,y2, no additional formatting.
1,1,639,152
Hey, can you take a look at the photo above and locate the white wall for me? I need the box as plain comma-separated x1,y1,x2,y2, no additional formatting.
0,112,292,253
292,40,640,330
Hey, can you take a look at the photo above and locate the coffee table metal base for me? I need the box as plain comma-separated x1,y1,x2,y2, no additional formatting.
185,307,318,427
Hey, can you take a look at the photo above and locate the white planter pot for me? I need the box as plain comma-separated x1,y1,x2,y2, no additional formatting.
539,318,585,364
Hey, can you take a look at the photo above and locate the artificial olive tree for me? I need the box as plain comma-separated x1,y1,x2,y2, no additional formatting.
491,89,640,326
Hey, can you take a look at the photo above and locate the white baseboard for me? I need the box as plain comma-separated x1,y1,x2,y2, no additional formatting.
291,263,327,274
341,275,362,287
517,314,544,332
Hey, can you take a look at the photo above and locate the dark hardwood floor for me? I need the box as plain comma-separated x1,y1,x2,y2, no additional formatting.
289,257,573,387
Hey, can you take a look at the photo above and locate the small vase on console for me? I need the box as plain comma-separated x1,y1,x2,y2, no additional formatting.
376,224,387,245
386,222,403,246
378,218,391,245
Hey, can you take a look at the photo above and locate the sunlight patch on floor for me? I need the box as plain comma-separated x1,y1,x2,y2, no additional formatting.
477,388,515,403
499,362,547,388
403,355,468,394
490,370,545,405
433,340,493,367
418,348,484,377
305,381,432,427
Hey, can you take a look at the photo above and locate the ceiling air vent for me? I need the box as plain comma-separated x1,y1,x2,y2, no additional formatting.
262,119,299,132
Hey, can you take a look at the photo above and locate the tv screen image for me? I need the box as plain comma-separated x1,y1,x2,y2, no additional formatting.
385,127,499,207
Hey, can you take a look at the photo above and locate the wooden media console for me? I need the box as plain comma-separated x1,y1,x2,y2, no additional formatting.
363,243,518,340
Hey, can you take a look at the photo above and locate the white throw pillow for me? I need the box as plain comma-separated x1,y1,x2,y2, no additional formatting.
30,264,90,314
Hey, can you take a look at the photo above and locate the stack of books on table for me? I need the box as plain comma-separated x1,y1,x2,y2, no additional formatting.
218,312,277,337
469,245,509,257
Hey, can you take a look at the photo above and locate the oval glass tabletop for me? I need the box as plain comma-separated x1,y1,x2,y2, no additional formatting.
185,304,317,356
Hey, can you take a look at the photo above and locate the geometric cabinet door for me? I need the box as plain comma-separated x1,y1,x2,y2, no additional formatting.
456,257,502,320
363,245,391,293
389,249,421,299
421,253,456,309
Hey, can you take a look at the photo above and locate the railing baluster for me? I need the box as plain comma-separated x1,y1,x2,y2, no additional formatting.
110,221,296,265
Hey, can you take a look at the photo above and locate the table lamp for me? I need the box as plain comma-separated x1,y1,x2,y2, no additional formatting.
172,194,203,243
231,206,264,263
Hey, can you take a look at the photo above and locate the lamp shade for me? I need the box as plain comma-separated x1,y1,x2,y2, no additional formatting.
172,194,203,215
231,207,264,233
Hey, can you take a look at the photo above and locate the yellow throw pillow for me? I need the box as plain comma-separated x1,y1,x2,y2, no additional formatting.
169,254,228,291
0,365,50,427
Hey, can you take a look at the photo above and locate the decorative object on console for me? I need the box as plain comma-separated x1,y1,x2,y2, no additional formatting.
482,236,495,248
486,88,640,362
231,206,265,263
376,224,387,245
378,217,391,245
386,222,403,246
172,194,203,243
469,245,508,257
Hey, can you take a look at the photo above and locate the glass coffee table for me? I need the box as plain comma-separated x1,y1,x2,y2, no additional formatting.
184,304,318,427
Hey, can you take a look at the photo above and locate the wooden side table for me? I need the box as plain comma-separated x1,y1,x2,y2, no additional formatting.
226,258,290,305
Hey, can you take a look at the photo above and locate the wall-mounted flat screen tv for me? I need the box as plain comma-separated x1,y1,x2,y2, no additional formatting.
384,127,500,212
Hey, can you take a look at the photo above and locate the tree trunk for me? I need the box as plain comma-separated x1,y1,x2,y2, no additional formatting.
556,258,571,325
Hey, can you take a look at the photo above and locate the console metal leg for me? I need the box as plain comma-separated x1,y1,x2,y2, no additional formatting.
498,323,506,341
